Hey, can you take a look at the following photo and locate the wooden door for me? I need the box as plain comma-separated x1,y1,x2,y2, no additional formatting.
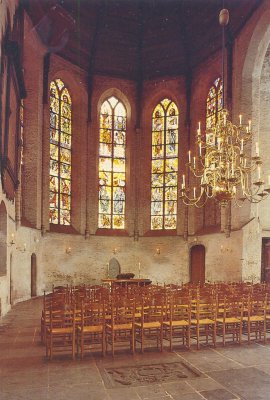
262,239,270,282
190,245,205,284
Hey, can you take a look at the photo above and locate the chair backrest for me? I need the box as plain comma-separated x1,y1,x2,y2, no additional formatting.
81,300,105,328
49,306,75,330
110,298,135,326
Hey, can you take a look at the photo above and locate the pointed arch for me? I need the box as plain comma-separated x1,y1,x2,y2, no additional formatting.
98,96,127,229
151,98,179,230
49,78,72,225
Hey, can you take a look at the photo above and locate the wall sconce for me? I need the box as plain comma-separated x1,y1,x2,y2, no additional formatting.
220,244,232,253
16,243,26,252
113,248,117,255
66,246,72,255
156,247,160,255
10,233,15,245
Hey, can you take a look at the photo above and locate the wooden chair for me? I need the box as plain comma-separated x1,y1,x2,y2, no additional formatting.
163,295,191,350
242,295,267,344
135,295,164,353
216,297,243,346
77,300,105,359
190,295,217,349
46,305,76,360
41,291,67,344
106,298,135,356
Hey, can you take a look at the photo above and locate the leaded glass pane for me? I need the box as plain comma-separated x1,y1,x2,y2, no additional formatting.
151,99,179,230
206,77,223,129
151,216,163,230
98,97,126,228
151,173,164,187
113,215,124,229
164,216,177,229
49,79,72,225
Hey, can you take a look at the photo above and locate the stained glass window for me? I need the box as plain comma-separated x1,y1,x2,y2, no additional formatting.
151,99,179,230
49,79,72,225
98,96,126,229
206,77,223,129
19,100,24,166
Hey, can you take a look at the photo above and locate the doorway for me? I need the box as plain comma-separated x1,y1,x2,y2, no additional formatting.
261,239,270,282
190,245,205,284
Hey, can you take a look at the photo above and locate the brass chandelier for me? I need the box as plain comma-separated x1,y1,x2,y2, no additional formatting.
179,9,269,208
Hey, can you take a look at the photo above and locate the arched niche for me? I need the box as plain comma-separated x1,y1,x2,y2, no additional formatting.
0,201,7,276
108,257,121,279
189,244,205,284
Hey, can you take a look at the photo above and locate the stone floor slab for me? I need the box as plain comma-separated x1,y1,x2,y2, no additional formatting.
199,388,238,400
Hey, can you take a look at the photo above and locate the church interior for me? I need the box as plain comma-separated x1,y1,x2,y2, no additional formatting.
2,0,270,399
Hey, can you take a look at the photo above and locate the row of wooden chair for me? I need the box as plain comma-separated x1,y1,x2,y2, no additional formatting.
43,289,270,359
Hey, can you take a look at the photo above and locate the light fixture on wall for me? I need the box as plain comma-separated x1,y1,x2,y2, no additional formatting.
156,247,161,255
9,233,15,246
179,8,270,208
16,243,26,252
112,247,117,255
66,246,72,254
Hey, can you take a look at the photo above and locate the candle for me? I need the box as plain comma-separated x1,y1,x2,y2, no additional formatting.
107,263,109,278
188,150,191,163
138,262,141,278
268,175,270,186
199,142,202,157
193,187,196,198
197,122,201,137
239,114,242,125
248,120,251,132
240,139,244,154
255,142,259,156
182,174,186,187
223,114,226,125
258,165,261,180
193,156,196,169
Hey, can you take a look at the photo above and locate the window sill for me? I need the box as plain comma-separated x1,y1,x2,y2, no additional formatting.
49,224,79,234
144,229,177,237
95,228,129,236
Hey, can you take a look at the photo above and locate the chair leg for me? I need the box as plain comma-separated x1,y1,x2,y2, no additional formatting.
187,326,190,349
102,331,106,357
81,332,84,360
72,333,75,360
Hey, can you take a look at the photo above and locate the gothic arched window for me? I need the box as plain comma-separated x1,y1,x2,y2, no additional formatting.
98,96,126,229
49,79,72,225
151,98,179,230
206,77,223,129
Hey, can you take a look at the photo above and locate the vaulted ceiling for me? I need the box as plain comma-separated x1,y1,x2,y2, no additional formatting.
23,0,262,80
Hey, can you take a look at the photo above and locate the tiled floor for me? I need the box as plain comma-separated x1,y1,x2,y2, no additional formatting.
1,298,270,399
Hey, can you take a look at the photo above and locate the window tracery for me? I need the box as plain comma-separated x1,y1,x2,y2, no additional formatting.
98,96,126,229
151,98,179,230
49,79,72,225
